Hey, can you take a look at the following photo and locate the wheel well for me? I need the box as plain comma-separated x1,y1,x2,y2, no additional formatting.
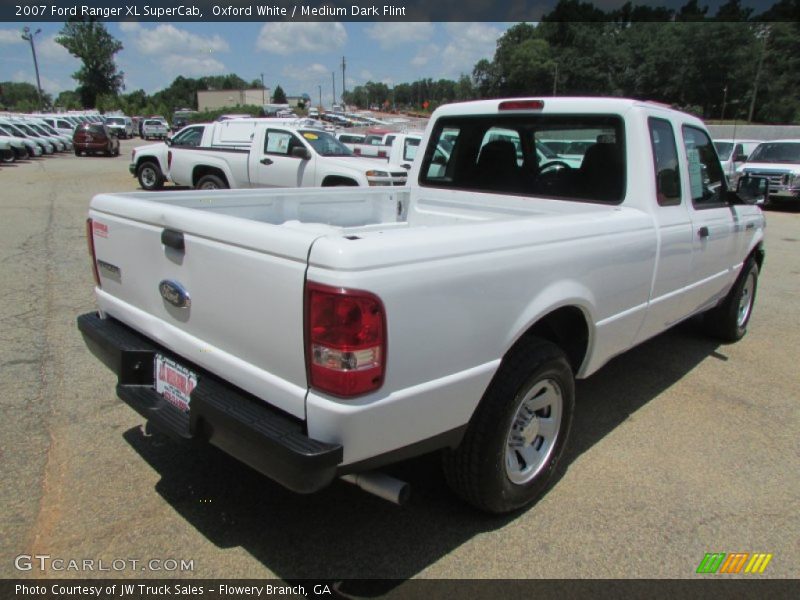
193,166,228,187
136,158,160,171
322,175,358,186
511,306,589,374
750,243,765,271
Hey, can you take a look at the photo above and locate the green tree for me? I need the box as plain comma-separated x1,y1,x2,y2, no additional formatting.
54,89,81,110
272,85,287,104
56,20,124,108
0,81,52,111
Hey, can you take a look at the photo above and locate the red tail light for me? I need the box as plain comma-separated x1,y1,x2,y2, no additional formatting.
86,218,101,287
378,150,387,158
305,282,386,397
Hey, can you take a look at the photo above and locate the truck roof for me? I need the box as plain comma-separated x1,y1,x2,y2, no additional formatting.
431,97,704,125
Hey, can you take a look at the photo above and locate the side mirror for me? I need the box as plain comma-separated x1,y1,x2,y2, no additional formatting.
735,175,769,205
164,138,173,147
291,146,311,160
734,154,748,162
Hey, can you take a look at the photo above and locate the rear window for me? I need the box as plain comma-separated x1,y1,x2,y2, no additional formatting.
81,124,106,135
419,114,626,203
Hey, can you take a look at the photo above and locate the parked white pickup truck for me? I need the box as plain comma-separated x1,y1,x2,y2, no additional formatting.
78,98,767,513
734,138,800,205
167,124,407,189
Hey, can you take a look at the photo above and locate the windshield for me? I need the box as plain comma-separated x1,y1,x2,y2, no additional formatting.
15,124,39,136
747,142,800,164
299,129,352,156
106,118,125,125
1,124,26,137
713,142,734,161
28,124,50,135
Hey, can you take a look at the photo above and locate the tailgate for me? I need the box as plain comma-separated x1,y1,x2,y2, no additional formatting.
88,192,319,419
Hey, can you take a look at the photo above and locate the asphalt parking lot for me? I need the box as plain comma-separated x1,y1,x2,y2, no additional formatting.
0,138,797,584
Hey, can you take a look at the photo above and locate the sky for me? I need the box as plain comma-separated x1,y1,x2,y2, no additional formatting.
0,22,510,106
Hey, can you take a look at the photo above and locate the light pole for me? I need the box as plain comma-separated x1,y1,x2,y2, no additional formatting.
317,85,322,110
21,26,43,110
260,73,265,104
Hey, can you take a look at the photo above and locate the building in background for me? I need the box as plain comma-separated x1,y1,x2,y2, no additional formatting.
197,88,271,112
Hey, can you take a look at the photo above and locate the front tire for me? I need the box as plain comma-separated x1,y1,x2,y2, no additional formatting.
443,338,575,513
704,258,759,342
196,174,228,190
137,161,165,191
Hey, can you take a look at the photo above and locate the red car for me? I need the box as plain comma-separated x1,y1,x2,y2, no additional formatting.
73,123,120,157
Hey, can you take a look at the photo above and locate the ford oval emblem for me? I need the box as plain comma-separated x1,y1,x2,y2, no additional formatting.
159,279,191,309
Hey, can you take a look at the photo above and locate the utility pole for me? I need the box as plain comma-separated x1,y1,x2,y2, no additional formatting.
720,84,728,121
748,25,769,123
553,62,558,96
332,71,336,108
21,27,43,110
341,56,346,108
318,85,322,110
260,73,265,104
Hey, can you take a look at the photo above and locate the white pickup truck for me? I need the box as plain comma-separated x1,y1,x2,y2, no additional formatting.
78,98,767,513
167,124,407,189
734,138,800,205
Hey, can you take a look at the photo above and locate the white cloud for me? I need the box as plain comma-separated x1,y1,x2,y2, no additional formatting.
124,23,229,57
364,22,435,50
119,23,229,81
37,34,78,63
0,28,24,45
437,23,502,78
411,45,440,68
11,69,69,94
256,22,347,55
359,69,374,81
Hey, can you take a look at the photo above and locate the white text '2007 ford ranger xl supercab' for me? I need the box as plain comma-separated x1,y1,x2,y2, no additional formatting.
78,98,768,513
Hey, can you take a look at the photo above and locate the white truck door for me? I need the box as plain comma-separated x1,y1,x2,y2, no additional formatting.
634,116,694,343
251,129,314,187
680,124,741,315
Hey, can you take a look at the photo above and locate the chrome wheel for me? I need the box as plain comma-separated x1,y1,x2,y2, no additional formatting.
505,378,563,485
737,270,756,328
140,166,157,188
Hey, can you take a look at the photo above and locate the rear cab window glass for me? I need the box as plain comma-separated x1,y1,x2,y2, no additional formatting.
419,114,626,203
648,117,682,206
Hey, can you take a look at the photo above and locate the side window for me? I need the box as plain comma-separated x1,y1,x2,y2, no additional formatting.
425,127,460,180
403,138,420,162
648,117,681,206
173,126,203,147
733,143,744,160
264,130,294,155
681,125,726,207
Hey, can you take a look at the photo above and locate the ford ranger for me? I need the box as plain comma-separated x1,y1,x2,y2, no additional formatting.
78,98,767,513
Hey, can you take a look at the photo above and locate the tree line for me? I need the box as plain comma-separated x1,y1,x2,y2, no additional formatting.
1,0,798,124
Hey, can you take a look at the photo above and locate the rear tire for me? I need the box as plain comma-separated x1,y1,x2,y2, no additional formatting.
704,258,759,342
443,338,575,513
196,174,228,190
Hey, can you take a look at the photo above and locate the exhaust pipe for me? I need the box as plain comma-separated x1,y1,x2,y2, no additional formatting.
341,472,410,506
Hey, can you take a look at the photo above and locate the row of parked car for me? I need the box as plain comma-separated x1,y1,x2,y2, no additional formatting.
0,114,80,163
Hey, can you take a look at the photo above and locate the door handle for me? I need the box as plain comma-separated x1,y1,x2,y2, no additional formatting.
161,229,184,251
260,157,273,165
745,222,755,230
697,226,710,239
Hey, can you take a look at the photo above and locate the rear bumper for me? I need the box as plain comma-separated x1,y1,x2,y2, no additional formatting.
77,312,343,493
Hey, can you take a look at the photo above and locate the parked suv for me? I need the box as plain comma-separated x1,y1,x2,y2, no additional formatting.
73,123,120,156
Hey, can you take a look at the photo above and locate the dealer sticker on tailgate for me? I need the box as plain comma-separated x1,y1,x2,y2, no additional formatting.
155,354,198,412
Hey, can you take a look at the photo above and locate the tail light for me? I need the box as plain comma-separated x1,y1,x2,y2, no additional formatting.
305,282,386,397
378,150,387,158
86,218,101,287
499,99,545,111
